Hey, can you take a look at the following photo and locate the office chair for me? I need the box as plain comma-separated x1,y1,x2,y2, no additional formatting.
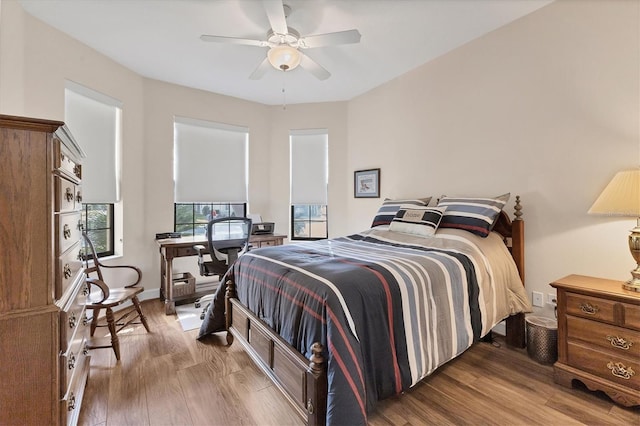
82,232,150,361
193,217,252,318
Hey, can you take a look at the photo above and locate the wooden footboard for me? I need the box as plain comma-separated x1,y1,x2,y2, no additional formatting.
225,280,327,425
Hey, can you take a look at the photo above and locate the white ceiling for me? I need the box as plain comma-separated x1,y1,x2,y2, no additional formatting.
19,0,553,106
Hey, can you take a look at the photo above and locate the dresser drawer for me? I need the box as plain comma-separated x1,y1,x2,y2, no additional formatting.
54,137,82,183
56,241,84,300
59,277,88,353
566,292,617,324
55,176,82,213
567,341,639,390
60,350,90,426
60,336,88,396
567,315,640,358
56,212,83,255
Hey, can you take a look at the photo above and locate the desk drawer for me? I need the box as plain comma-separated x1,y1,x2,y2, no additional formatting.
176,246,200,257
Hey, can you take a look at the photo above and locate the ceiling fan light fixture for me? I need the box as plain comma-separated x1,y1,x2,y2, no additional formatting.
267,45,301,71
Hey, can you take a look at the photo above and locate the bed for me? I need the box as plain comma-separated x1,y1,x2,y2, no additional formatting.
198,195,531,425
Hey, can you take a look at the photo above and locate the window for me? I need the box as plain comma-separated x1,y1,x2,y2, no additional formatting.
82,203,115,258
174,202,247,237
65,81,121,258
173,117,249,234
292,205,328,239
290,129,328,240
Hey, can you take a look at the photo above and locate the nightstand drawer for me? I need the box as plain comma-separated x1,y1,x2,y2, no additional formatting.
626,303,640,331
567,341,639,390
567,315,640,357
566,292,617,324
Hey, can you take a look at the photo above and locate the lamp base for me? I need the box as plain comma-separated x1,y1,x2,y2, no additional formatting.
622,279,640,293
624,223,640,292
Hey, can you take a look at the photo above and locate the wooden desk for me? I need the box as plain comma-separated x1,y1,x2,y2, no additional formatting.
156,234,286,314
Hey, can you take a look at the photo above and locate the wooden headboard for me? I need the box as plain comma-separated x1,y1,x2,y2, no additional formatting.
493,195,525,285
492,195,526,348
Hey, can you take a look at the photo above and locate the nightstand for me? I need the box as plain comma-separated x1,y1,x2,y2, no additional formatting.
551,274,639,407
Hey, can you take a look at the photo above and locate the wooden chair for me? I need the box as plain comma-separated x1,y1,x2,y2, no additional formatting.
82,232,150,361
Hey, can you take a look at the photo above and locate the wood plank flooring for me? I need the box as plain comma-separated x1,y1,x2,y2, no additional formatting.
79,299,639,425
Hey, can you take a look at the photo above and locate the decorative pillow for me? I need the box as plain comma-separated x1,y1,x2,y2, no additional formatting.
389,206,446,237
371,197,432,228
437,193,510,238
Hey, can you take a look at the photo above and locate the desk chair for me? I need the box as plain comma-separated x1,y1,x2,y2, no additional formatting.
82,232,150,361
193,217,252,318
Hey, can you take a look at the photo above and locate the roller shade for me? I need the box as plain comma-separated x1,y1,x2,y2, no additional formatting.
174,117,248,203
64,82,121,203
290,129,328,205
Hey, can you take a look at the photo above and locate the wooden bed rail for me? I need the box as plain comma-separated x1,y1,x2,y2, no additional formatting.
225,280,327,425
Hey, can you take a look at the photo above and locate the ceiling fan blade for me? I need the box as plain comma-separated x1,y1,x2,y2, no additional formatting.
249,57,272,80
200,34,266,47
263,0,288,35
300,53,330,81
298,29,361,49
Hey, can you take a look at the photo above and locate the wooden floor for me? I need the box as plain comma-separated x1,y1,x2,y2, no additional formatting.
80,299,639,426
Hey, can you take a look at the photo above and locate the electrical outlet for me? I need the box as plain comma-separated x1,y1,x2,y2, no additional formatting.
547,293,557,305
532,291,544,307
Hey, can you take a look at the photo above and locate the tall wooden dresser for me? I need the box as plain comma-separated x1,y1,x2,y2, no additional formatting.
0,114,90,425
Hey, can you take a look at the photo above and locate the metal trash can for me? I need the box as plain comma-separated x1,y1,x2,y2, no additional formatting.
526,316,558,364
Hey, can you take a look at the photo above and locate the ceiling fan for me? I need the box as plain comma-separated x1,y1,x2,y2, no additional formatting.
200,0,361,81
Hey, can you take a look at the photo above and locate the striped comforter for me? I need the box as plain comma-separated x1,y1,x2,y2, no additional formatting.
199,227,531,425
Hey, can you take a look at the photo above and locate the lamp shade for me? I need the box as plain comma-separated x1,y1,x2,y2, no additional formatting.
588,169,640,217
267,45,301,71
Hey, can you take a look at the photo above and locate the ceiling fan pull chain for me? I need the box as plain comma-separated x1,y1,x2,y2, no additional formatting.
282,74,287,110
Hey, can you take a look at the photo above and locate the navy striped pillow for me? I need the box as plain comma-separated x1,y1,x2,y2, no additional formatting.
389,206,446,237
437,193,510,237
371,197,431,228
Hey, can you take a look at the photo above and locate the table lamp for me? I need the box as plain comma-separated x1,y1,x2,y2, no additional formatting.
588,168,640,292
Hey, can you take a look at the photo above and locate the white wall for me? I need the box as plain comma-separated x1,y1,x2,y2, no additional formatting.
0,0,348,295
346,0,639,317
1,0,638,319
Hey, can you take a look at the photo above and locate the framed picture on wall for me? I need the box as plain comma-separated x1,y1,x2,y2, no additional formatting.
354,168,380,198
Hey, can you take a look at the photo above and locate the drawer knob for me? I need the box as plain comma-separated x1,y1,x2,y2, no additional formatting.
68,352,76,370
607,361,635,380
67,392,75,411
63,263,72,279
65,187,74,202
579,302,599,315
69,311,77,329
76,190,82,203
77,220,84,231
607,335,633,351
63,224,72,239
74,164,81,179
